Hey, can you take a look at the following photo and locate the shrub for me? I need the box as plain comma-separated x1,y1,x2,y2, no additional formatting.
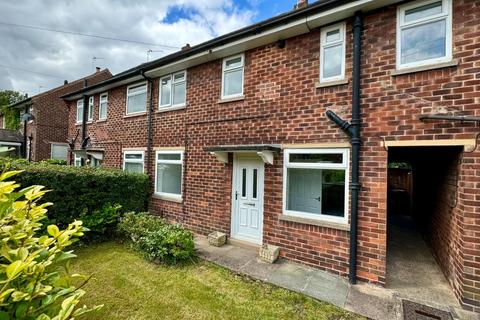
0,170,101,319
0,160,150,228
80,204,123,243
118,213,195,264
41,159,68,165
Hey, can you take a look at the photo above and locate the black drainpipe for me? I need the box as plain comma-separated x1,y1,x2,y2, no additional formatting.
326,11,363,285
140,70,154,175
81,79,88,166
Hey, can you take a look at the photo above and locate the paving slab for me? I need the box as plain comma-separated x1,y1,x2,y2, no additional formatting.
345,283,401,320
303,269,349,308
266,261,314,293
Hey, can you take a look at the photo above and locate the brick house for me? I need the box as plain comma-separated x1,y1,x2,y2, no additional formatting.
62,0,480,312
2,68,111,162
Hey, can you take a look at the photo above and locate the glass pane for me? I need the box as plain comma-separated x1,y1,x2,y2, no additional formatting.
157,153,181,161
287,168,322,214
52,145,68,161
225,57,242,69
125,162,143,173
172,82,185,105
127,92,147,113
323,44,343,78
100,95,108,102
156,163,182,195
77,106,83,122
99,102,108,118
128,84,146,95
326,29,340,43
223,69,243,96
241,168,246,197
160,77,171,106
88,104,93,120
125,153,142,160
405,1,442,22
252,169,257,199
321,170,345,217
401,19,446,64
173,72,185,82
289,153,343,164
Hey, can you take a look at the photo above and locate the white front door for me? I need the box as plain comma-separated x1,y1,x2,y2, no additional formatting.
231,156,264,244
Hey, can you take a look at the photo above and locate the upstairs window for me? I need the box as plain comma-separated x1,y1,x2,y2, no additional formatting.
76,99,83,124
397,0,452,69
283,148,349,224
320,22,346,82
123,151,144,173
160,71,186,110
126,83,147,115
222,54,244,99
99,93,108,120
88,97,94,121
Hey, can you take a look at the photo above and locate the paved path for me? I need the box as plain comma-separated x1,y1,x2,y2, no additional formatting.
195,236,479,320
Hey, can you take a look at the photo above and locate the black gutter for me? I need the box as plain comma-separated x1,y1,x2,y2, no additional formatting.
81,79,88,166
61,0,351,100
140,70,155,175
419,114,480,123
326,11,363,285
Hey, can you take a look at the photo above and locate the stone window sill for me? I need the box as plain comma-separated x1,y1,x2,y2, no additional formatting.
315,79,349,88
279,214,350,231
156,105,187,113
124,112,147,119
97,119,107,123
391,60,459,76
218,95,245,104
152,194,183,203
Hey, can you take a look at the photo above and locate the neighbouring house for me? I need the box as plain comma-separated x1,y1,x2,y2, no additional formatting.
2,68,112,162
62,0,480,312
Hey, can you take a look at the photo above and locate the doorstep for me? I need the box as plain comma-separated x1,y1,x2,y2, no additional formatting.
194,236,478,320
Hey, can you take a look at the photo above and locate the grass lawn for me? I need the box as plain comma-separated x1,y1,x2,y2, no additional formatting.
72,242,365,320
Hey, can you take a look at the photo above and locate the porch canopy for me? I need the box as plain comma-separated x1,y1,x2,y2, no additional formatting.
73,148,105,160
204,144,280,165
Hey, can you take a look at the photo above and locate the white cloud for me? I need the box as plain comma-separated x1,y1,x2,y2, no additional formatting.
0,0,256,96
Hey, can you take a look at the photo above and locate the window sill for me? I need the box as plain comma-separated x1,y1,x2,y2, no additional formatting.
156,105,186,113
152,194,183,203
315,79,349,88
75,121,93,126
97,119,107,123
124,112,147,119
218,95,245,104
391,59,459,76
279,214,350,231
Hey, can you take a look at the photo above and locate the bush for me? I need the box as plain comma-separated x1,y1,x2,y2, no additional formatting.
0,160,150,228
41,159,68,165
0,170,101,319
80,204,123,243
118,213,195,264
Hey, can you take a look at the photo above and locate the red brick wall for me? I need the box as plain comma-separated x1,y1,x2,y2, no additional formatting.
66,0,480,311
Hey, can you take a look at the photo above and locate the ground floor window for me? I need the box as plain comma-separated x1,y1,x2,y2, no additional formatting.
123,151,144,173
283,148,349,224
155,150,183,200
51,143,68,161
74,155,82,166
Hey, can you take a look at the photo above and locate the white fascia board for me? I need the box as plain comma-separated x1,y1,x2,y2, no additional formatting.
64,75,144,101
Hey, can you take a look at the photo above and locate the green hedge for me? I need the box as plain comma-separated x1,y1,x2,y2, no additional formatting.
0,159,151,227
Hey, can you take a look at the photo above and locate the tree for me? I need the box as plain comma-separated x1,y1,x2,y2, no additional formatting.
0,90,25,130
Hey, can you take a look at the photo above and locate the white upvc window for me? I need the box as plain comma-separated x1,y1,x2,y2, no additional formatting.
74,155,82,167
397,0,452,69
123,151,145,173
283,148,350,225
99,93,108,120
126,82,147,115
88,97,94,121
155,150,183,201
320,22,346,82
51,143,68,161
160,71,187,110
221,54,244,99
76,99,83,124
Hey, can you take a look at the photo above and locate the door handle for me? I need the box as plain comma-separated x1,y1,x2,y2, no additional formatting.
314,196,321,202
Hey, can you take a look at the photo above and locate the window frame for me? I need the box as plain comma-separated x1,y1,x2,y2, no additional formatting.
159,70,187,110
319,22,346,83
221,53,245,99
282,148,350,225
126,82,148,115
74,154,82,167
87,96,94,121
396,0,452,70
99,92,108,120
154,150,184,201
123,150,145,173
76,99,83,124
50,143,68,161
